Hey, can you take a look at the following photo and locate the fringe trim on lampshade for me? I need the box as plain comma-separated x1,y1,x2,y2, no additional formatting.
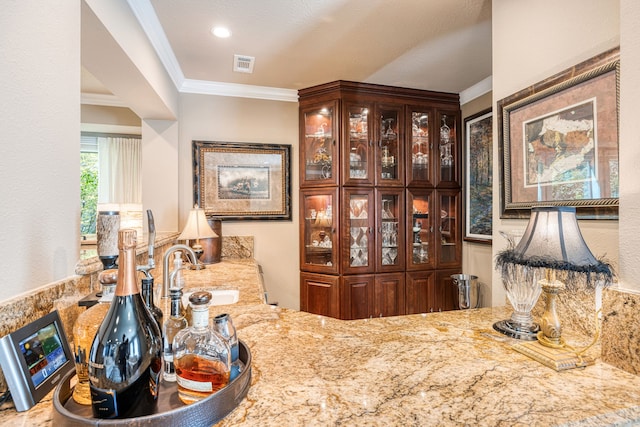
495,249,615,290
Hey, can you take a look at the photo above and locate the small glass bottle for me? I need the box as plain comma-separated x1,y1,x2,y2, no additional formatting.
72,269,117,405
173,291,231,405
213,313,242,381
163,288,188,382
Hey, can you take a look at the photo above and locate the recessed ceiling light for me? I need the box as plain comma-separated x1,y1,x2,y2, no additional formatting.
211,26,231,38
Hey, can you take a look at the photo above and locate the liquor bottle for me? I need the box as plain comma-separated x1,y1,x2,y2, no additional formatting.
163,288,188,382
173,291,231,405
88,229,162,419
71,269,117,405
213,313,242,381
141,276,163,334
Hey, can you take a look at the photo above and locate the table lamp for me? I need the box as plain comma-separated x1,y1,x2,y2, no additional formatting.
178,205,218,260
495,206,613,370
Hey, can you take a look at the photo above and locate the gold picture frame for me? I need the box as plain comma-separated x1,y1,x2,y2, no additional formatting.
498,47,619,219
193,141,292,220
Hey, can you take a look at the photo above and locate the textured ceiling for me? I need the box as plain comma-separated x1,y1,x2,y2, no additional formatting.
82,0,492,105
147,0,492,94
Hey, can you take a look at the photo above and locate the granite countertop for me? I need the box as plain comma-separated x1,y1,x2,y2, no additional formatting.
2,260,640,426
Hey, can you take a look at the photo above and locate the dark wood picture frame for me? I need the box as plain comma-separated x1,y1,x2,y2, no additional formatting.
498,47,619,219
464,108,493,243
193,141,292,220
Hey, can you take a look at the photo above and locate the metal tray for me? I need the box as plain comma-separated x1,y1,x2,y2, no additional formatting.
52,340,251,426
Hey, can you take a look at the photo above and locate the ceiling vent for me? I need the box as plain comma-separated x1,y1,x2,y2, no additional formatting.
233,54,255,73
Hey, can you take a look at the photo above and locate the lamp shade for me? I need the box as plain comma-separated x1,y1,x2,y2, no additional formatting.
496,206,613,286
515,207,597,266
178,206,218,241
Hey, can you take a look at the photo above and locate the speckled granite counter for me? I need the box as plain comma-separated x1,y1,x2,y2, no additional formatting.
2,260,640,427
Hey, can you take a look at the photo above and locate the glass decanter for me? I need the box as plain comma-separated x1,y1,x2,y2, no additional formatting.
173,291,231,404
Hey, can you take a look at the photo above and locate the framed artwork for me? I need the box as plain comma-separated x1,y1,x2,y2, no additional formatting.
498,47,619,219
193,141,292,220
464,109,493,243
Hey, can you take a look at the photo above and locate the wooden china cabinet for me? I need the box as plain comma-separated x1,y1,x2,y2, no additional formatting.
299,81,462,319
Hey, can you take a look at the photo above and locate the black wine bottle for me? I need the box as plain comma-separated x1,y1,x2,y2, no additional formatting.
88,229,162,419
141,276,163,334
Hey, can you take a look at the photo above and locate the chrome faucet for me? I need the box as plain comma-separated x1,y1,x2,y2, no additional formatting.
161,244,200,298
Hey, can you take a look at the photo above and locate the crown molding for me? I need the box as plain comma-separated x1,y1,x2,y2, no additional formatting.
181,79,299,102
81,123,142,135
459,75,492,105
81,93,128,108
126,0,185,89
128,0,298,102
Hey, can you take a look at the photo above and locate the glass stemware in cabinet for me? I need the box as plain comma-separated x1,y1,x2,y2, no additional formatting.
438,192,460,266
304,107,334,182
410,192,431,267
303,193,335,268
411,112,429,181
348,108,368,179
380,198,399,266
380,117,397,181
440,115,453,167
349,195,369,268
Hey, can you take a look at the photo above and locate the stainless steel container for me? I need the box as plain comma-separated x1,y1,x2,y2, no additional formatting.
451,274,480,309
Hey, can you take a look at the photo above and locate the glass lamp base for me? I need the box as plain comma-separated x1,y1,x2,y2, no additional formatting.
493,319,540,341
99,255,118,270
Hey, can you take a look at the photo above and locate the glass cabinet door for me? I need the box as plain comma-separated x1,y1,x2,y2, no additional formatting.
344,102,374,186
343,189,375,274
437,110,460,186
376,189,405,272
300,188,339,274
301,102,338,186
376,105,403,186
406,189,435,270
437,190,461,268
408,108,432,186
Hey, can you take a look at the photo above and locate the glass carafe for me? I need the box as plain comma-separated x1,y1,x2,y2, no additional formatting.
411,111,429,182
173,291,231,404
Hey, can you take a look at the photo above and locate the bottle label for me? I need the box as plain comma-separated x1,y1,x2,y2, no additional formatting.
191,309,209,328
90,386,118,418
176,375,213,392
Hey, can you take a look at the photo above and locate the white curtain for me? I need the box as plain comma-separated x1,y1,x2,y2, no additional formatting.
98,136,142,204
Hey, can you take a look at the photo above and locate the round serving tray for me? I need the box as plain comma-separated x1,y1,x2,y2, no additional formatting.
52,340,252,426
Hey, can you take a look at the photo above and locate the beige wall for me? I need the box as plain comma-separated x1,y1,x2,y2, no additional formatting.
618,0,640,292
178,94,300,309
81,105,141,127
491,0,621,305
0,2,80,301
461,91,493,306
142,119,180,233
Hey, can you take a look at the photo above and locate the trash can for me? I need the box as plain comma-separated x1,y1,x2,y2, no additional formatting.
450,274,480,309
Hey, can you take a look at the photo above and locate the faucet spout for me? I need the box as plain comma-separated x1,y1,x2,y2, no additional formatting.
162,244,201,298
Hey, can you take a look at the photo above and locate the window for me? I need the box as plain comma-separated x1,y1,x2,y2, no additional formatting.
80,135,99,238
80,133,142,241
